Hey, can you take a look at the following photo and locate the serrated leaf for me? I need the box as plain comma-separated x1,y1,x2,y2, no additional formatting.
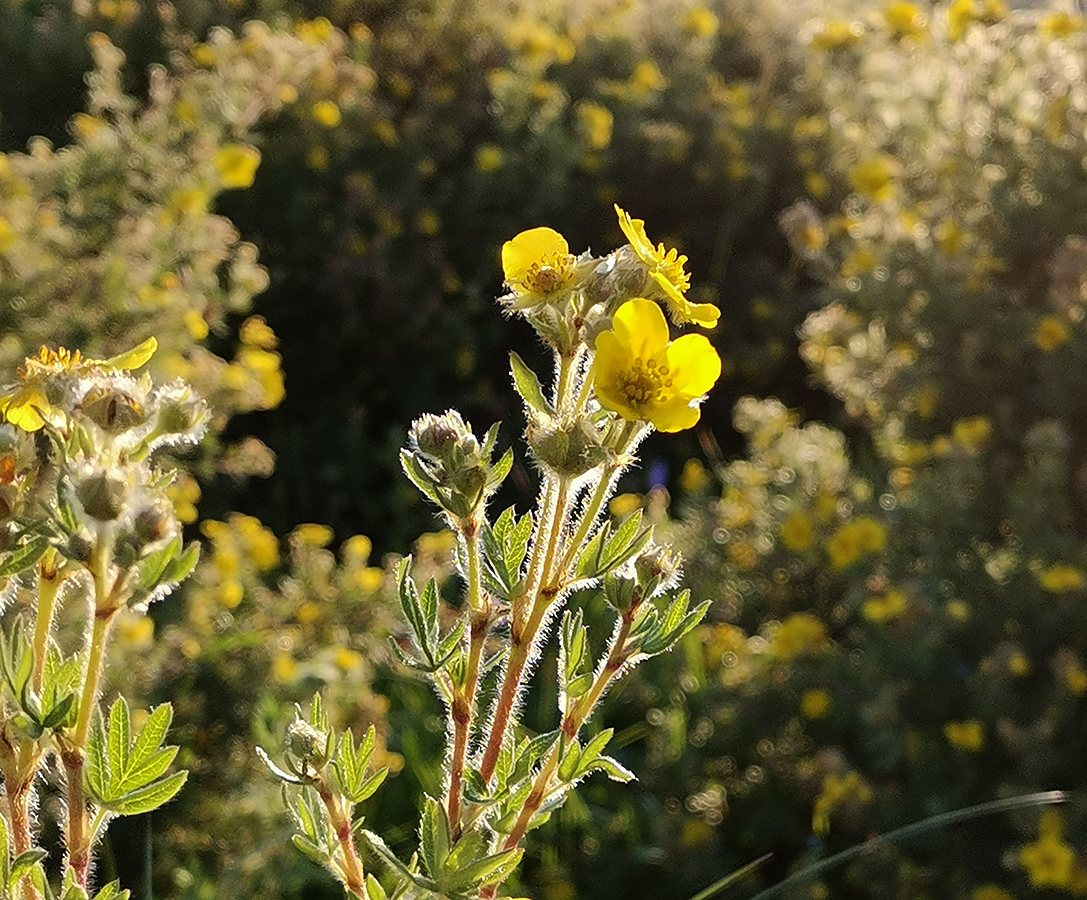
112,770,187,815
134,537,181,593
487,448,513,494
119,747,177,794
40,693,76,730
509,352,553,418
446,848,523,891
0,537,50,579
106,698,131,796
130,704,172,766
578,729,614,770
359,830,435,890
157,541,201,590
351,767,388,804
444,829,488,873
90,880,130,900
420,795,451,877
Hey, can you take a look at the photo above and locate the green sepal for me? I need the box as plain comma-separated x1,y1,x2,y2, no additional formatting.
509,352,553,420
0,536,50,579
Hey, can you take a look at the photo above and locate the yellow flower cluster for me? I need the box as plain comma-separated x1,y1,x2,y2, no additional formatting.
812,771,872,836
825,517,887,570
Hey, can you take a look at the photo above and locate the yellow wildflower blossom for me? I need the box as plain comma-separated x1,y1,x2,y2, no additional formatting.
944,719,985,752
293,523,334,548
825,517,886,569
475,144,504,172
801,689,832,719
1041,11,1084,40
770,613,828,659
311,100,342,128
849,156,897,203
1035,315,1070,352
593,298,721,432
861,589,908,623
780,512,815,552
629,60,666,96
1021,832,1075,889
812,772,871,836
615,205,719,328
0,339,157,432
884,0,927,40
501,227,579,305
1037,564,1086,593
810,20,862,50
214,144,261,190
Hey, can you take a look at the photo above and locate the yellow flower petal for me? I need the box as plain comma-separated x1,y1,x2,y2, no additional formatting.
501,227,569,284
98,337,157,371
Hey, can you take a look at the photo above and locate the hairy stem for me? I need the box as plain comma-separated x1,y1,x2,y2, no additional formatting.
314,776,368,899
447,530,488,838
32,549,63,694
479,478,570,783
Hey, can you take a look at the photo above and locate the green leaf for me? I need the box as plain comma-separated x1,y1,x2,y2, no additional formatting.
291,833,329,866
509,352,553,418
351,767,388,804
487,447,514,494
106,698,131,797
446,848,523,892
584,755,636,783
85,707,108,800
359,830,436,891
420,795,451,877
9,848,48,889
558,739,581,783
90,880,130,900
365,874,388,900
130,704,172,766
0,537,50,579
113,770,187,815
119,746,177,793
256,745,305,786
578,728,614,772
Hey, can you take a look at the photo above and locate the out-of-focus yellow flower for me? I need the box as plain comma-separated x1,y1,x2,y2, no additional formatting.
849,156,897,202
502,227,578,303
312,100,342,128
168,474,201,525
576,101,613,150
780,512,815,552
609,493,644,517
1008,650,1030,676
116,614,154,649
215,144,261,189
810,20,862,50
679,458,709,493
218,579,244,609
343,534,373,566
191,43,216,67
946,599,970,621
970,885,1014,900
947,0,1005,40
1038,564,1086,593
593,298,721,432
884,0,927,40
296,601,322,625
951,416,992,448
770,613,828,659
629,60,666,96
239,315,278,349
1021,816,1075,888
812,772,871,835
615,205,719,328
801,689,832,719
825,517,886,569
306,146,329,171
271,652,297,683
1041,11,1084,40
944,719,985,751
293,523,334,548
862,589,908,623
1035,315,1070,351
352,567,385,593
475,144,504,172
335,647,364,671
684,5,718,37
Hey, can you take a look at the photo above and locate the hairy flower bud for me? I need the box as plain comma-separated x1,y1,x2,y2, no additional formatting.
285,718,329,767
75,471,127,522
527,418,609,478
634,544,682,599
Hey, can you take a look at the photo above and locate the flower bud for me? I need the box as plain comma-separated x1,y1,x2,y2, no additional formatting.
79,387,147,434
527,418,609,478
634,544,682,599
75,471,127,521
412,411,468,461
285,717,329,766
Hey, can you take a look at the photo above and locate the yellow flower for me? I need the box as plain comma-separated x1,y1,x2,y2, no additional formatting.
825,517,886,569
944,719,985,752
1038,564,1086,593
615,205,719,328
629,60,666,96
1041,11,1084,40
593,298,721,432
214,144,261,190
1034,315,1070,352
861,588,908,623
311,100,342,128
780,512,815,552
810,20,861,50
576,101,614,150
849,156,897,203
0,339,157,432
801,689,832,719
770,613,828,659
1021,833,1075,888
293,523,334,548
884,0,927,40
475,144,504,172
501,227,578,304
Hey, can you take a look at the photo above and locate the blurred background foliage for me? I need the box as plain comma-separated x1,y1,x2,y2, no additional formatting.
4,0,1087,898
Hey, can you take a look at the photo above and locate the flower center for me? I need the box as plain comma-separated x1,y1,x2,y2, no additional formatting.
618,357,673,411
523,253,576,295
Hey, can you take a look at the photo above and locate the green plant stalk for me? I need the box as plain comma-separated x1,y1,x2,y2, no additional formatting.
64,534,119,888
480,615,636,900
32,548,63,694
478,477,571,784
313,776,368,900
0,719,41,900
446,528,488,839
